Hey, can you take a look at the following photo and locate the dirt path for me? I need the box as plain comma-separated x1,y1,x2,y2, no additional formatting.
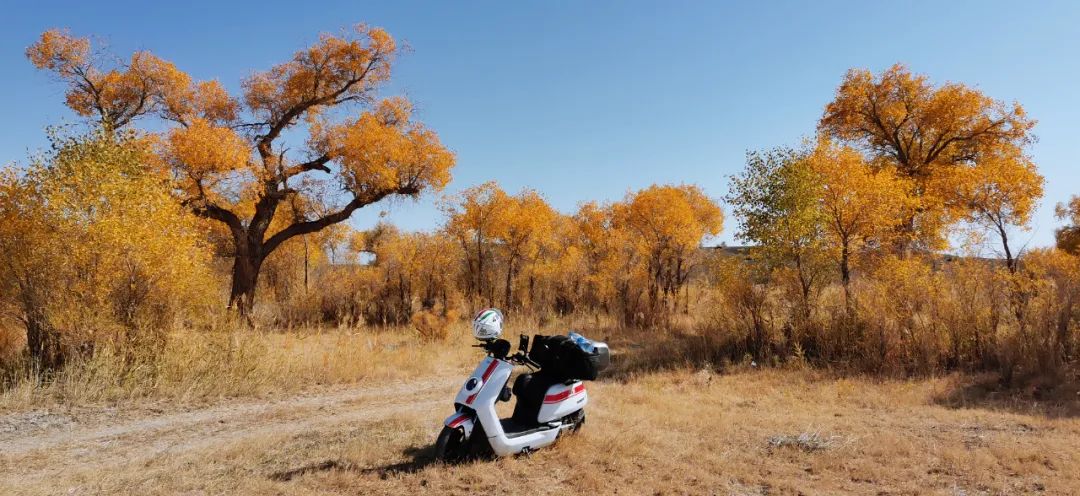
0,377,459,493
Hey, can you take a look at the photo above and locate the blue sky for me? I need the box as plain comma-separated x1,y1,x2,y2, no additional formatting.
4,1,1078,249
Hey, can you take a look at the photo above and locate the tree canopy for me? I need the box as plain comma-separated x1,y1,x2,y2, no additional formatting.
819,64,1036,251
27,26,456,312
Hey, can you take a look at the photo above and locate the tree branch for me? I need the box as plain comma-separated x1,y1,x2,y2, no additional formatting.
263,185,417,255
283,155,332,177
184,197,244,240
256,56,382,159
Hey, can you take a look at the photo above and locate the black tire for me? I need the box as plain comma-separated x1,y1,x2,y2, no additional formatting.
434,426,468,463
565,410,586,434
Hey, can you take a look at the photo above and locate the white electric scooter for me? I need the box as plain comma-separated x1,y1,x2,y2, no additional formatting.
434,309,604,460
435,335,587,460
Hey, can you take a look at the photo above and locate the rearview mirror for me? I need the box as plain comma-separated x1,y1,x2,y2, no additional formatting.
519,334,530,352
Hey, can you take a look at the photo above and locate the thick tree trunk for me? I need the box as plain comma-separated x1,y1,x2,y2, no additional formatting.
228,252,263,315
25,303,63,374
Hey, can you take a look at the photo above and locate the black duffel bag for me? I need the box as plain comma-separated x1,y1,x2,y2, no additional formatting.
529,334,608,381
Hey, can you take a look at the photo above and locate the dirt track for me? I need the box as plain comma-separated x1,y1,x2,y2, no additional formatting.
0,377,459,494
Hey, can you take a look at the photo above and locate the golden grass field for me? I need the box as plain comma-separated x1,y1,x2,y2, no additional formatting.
2,328,1079,495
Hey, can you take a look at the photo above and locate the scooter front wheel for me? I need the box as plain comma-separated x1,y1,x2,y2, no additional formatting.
434,426,469,462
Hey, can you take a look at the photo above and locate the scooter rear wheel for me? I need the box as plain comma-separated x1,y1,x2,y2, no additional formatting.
566,410,586,433
434,426,469,462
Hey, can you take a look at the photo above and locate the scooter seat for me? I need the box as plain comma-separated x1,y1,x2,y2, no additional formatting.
511,371,563,425
500,418,552,439
512,373,532,398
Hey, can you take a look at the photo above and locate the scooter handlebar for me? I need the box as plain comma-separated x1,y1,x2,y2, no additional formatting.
510,352,540,369
474,340,540,368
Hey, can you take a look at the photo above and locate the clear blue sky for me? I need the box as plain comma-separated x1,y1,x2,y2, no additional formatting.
4,1,1078,249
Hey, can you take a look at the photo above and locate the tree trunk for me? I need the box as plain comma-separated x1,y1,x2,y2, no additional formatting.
303,234,310,295
25,302,63,374
504,256,515,311
228,252,263,315
840,242,852,312
475,232,484,302
998,224,1016,273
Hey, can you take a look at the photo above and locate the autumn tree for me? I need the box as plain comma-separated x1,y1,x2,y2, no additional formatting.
27,26,455,313
571,201,634,315
0,129,212,371
443,182,511,307
1056,196,1080,256
819,64,1035,252
528,213,588,316
954,148,1044,272
613,184,723,320
491,189,558,310
726,147,827,308
806,139,911,305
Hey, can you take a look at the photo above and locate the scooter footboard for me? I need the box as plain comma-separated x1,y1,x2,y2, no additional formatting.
444,411,476,438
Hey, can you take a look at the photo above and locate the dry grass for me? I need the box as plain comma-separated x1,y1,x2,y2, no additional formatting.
3,345,1080,495
0,325,479,412
0,316,601,411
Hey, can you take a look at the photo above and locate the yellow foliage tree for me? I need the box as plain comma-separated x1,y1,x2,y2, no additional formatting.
571,201,634,314
350,224,461,326
1056,196,1080,256
819,64,1035,252
442,182,511,307
28,26,455,313
953,147,1044,272
613,184,723,320
806,139,912,302
491,189,558,310
443,183,559,312
0,129,213,371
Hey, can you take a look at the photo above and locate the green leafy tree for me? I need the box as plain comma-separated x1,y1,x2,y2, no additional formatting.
727,147,827,308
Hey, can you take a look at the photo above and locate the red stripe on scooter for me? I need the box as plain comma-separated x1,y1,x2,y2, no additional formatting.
544,390,570,403
465,360,500,405
448,414,469,428
544,385,585,404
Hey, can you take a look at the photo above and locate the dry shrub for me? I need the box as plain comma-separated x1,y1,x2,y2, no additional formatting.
1001,249,1080,379
684,249,1080,380
0,129,217,374
0,323,25,377
853,256,948,373
699,257,783,361
0,325,477,410
411,306,461,342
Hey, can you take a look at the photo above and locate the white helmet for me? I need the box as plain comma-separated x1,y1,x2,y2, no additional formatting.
472,308,504,340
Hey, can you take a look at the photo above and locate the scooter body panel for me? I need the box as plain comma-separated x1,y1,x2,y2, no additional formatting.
454,356,502,406
537,381,587,423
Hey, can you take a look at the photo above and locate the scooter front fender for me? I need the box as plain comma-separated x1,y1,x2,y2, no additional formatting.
444,411,475,438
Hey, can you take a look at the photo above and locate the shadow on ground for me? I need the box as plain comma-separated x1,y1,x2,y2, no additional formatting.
596,326,1080,420
600,329,736,381
270,445,439,482
931,371,1080,419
